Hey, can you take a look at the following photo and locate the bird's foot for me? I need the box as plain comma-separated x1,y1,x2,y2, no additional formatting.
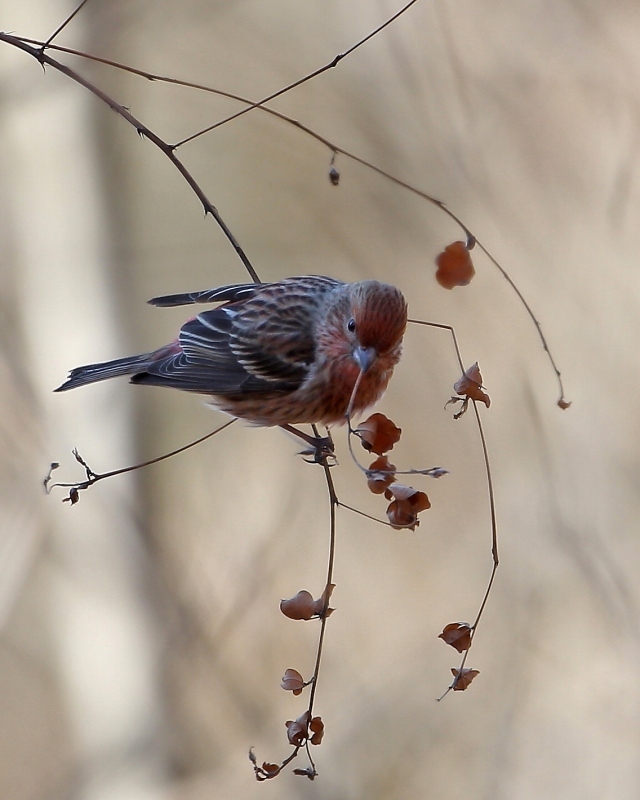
299,435,336,465
280,425,337,465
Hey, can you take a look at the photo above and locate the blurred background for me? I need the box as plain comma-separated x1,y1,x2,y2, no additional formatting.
1,1,639,798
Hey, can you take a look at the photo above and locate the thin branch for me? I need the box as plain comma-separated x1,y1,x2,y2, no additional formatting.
5,14,563,761
337,501,394,528
173,0,420,148
408,319,465,372
45,419,236,502
253,425,339,779
408,320,499,700
436,401,498,701
472,402,498,568
306,424,338,720
346,418,446,481
343,369,447,483
41,0,91,49
475,240,569,406
0,33,260,283
9,36,568,404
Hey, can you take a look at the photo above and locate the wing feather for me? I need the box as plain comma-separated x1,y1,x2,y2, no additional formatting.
148,283,264,308
134,275,344,394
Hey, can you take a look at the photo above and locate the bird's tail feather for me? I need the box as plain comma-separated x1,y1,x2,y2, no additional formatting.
55,353,151,392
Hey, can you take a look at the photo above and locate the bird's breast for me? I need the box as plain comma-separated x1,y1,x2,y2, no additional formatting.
314,355,392,423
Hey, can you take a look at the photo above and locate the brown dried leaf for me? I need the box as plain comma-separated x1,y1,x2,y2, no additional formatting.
355,413,402,455
451,667,480,691
435,241,476,289
328,166,340,186
249,749,281,782
454,362,491,408
64,487,80,505
281,668,305,695
366,455,397,494
285,711,310,747
385,501,419,530
309,715,325,745
281,586,335,620
438,622,472,653
384,483,431,530
280,590,317,620
557,398,572,410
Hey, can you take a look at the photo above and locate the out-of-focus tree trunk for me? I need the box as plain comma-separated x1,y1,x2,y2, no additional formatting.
0,3,165,799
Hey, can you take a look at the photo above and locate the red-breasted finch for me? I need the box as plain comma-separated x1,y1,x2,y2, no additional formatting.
55,275,408,427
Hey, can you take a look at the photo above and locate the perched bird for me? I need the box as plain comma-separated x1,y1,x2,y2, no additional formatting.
55,275,407,428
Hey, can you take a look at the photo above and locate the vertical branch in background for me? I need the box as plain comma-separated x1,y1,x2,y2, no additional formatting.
2,4,168,797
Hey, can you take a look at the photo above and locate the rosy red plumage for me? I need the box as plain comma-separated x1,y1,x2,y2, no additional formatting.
55,275,408,427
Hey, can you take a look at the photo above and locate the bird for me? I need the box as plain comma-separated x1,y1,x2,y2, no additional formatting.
55,275,408,431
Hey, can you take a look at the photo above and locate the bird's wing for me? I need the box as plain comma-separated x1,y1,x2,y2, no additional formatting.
136,275,343,394
148,283,265,308
132,306,305,394
226,276,343,381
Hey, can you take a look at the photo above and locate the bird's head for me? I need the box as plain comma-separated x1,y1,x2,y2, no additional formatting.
319,280,407,372
347,280,407,370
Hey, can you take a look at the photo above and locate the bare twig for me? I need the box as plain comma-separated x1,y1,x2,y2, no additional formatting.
306,424,338,718
436,400,498,702
3,12,560,765
474,240,569,407
9,35,568,403
407,319,465,372
0,33,260,283
337,502,395,528
40,0,92,49
174,0,421,148
251,424,338,779
406,320,499,700
45,420,236,503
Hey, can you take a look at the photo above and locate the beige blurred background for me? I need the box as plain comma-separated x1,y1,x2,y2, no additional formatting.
2,1,639,798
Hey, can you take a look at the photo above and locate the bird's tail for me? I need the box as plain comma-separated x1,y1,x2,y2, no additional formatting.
55,352,152,392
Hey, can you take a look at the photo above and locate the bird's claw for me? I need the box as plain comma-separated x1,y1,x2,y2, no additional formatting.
299,436,337,465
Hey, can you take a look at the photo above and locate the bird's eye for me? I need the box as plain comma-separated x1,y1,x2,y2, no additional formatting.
347,318,356,333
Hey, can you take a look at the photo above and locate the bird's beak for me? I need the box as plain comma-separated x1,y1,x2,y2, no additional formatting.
353,345,377,373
